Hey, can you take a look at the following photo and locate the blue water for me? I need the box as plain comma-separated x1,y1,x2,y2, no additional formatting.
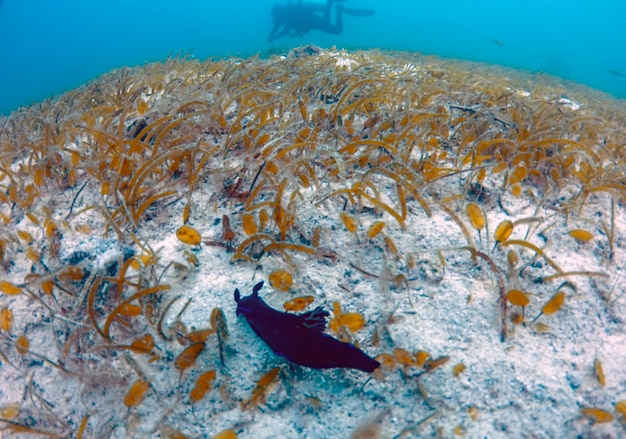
1,0,625,115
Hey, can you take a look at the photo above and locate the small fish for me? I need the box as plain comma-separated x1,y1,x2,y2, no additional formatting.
491,38,504,47
609,70,624,77
235,281,380,372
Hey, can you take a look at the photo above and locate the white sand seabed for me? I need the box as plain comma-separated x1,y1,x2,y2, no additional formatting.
1,48,626,438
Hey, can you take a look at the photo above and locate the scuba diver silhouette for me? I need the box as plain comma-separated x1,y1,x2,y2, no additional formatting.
268,0,374,43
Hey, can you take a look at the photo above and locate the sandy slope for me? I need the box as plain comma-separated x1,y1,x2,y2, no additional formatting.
1,48,626,438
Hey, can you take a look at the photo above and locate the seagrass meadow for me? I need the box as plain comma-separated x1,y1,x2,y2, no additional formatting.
1,47,626,438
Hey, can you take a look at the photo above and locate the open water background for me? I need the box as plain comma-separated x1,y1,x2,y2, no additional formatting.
0,0,625,115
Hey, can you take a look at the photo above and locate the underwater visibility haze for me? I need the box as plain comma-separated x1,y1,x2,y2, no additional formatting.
3,1,626,438
0,0,625,114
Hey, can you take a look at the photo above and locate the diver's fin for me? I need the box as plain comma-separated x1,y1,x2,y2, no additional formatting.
344,8,375,17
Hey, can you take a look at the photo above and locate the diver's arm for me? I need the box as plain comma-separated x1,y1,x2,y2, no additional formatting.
268,24,290,42
268,23,281,42
289,28,304,37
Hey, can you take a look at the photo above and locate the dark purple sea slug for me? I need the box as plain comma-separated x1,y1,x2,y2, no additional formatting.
235,281,380,373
